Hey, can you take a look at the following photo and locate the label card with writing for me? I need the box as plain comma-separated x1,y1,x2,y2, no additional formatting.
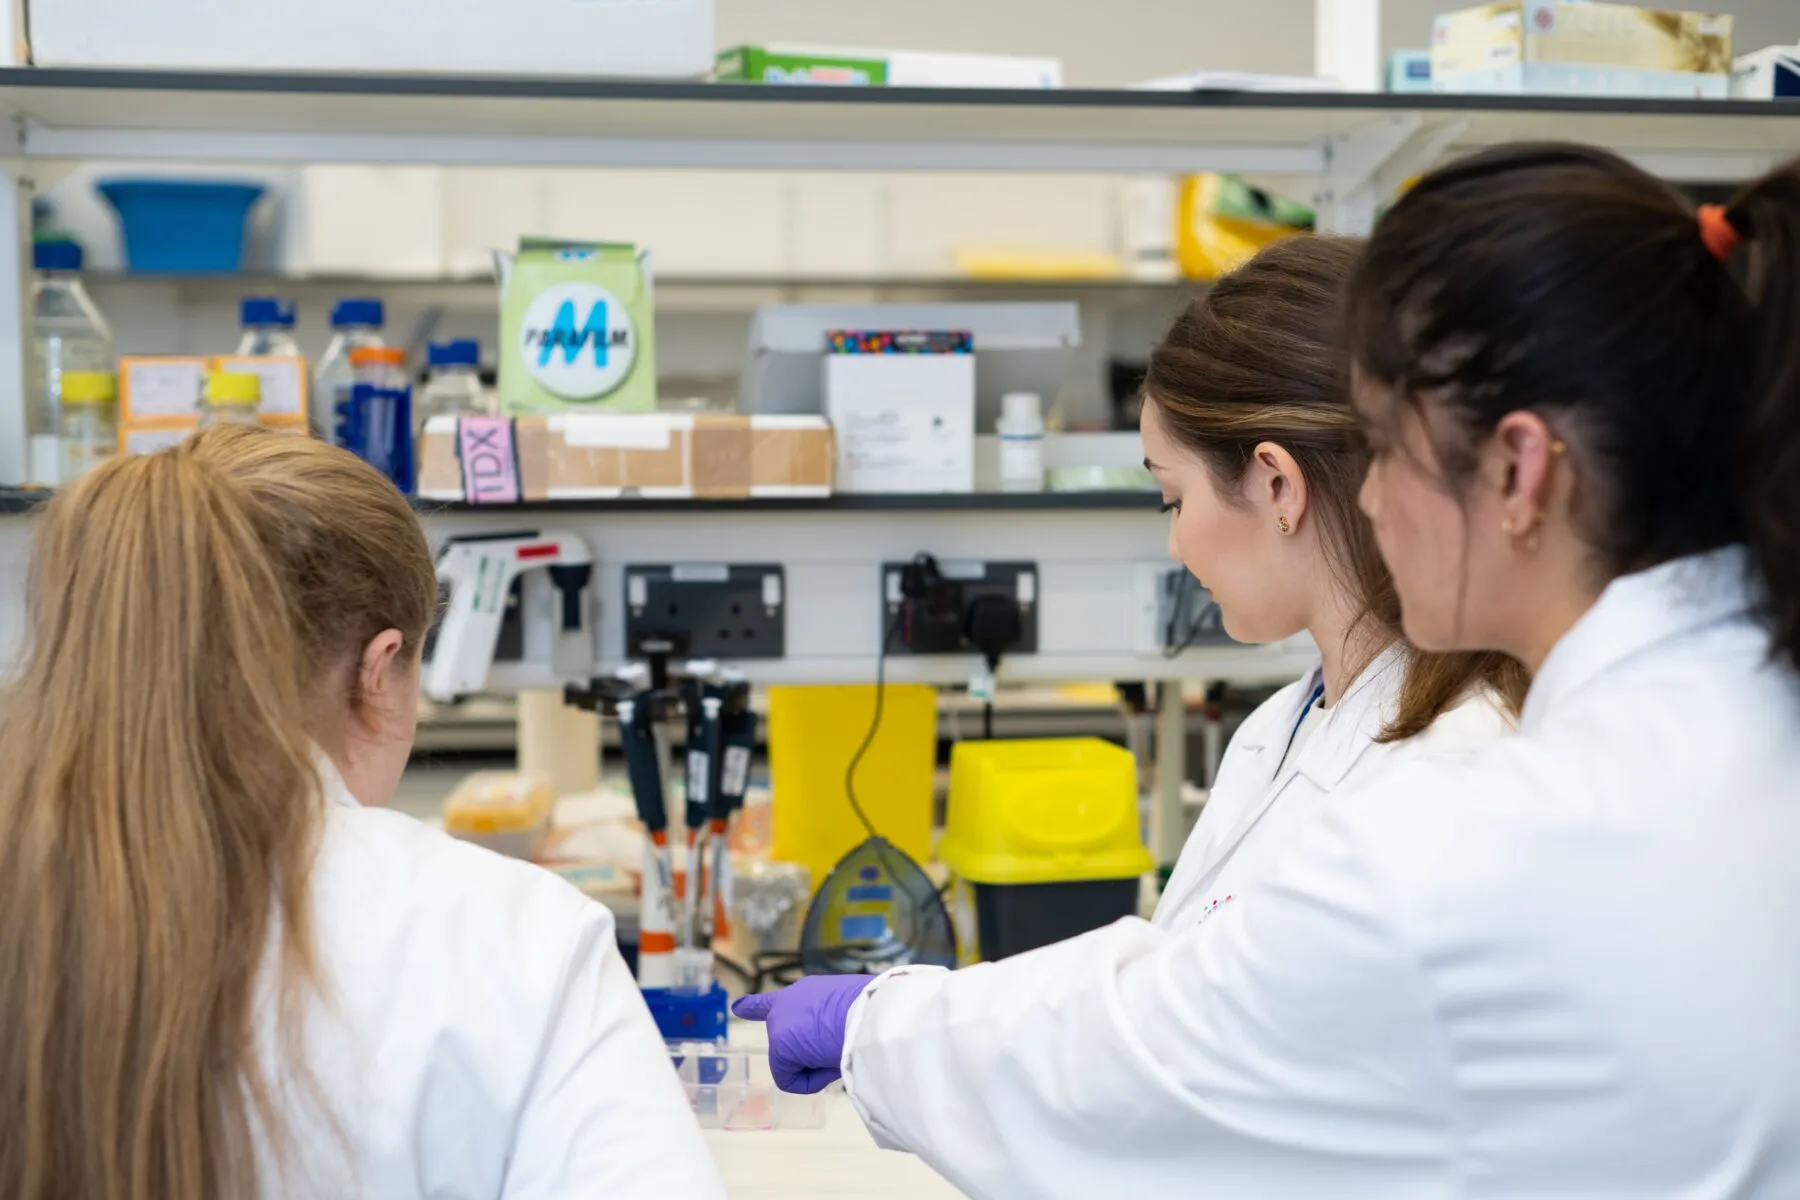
458,416,521,505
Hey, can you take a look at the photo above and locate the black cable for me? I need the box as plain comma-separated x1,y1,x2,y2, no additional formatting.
845,614,902,841
1162,570,1209,659
983,700,995,740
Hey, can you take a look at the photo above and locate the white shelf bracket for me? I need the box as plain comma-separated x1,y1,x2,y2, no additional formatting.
1313,114,1469,236
0,113,31,486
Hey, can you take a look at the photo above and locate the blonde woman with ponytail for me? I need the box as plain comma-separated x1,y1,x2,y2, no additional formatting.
0,426,727,1200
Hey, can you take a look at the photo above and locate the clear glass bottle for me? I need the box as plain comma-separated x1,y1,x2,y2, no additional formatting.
199,370,262,428
29,240,113,485
314,297,386,444
235,296,302,357
417,339,489,433
58,370,117,482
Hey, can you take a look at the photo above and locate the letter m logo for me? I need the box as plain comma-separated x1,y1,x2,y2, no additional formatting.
540,298,609,369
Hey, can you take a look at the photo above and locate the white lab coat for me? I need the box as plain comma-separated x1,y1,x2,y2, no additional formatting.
258,766,727,1199
1154,643,1511,932
840,547,1800,1199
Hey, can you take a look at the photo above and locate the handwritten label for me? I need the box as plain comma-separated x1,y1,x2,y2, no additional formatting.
458,417,520,505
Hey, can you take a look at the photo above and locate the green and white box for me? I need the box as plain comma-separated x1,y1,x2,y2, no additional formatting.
499,238,657,414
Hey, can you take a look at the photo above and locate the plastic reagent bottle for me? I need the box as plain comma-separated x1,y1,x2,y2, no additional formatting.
236,296,302,357
200,370,262,428
314,297,386,444
29,240,113,485
417,339,490,432
58,370,117,483
997,391,1046,492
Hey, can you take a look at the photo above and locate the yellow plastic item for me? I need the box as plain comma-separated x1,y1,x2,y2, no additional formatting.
952,248,1125,280
768,684,936,894
60,370,117,404
444,770,556,859
1174,173,1311,282
205,370,261,406
940,738,1151,885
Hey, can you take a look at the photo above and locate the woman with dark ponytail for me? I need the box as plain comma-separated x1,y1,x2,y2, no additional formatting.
740,144,1800,1198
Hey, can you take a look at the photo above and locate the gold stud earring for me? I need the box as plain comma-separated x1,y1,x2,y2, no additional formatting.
1277,516,1291,534
1550,439,1568,455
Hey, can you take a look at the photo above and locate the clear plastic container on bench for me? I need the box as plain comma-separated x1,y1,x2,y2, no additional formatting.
667,1041,833,1131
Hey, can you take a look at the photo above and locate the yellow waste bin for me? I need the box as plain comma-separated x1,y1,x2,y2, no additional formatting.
940,737,1152,960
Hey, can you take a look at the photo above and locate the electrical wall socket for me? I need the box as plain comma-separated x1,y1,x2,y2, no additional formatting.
1131,563,1235,656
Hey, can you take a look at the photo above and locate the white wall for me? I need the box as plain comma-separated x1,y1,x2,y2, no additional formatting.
715,0,1319,85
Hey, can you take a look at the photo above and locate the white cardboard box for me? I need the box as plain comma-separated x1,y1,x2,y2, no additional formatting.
1733,46,1800,98
28,0,713,76
825,353,975,494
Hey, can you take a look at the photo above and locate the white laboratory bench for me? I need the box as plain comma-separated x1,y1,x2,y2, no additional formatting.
705,1022,964,1199
704,1091,962,1200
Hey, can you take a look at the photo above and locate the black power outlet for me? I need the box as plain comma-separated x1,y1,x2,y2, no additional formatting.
624,564,787,660
879,559,1038,657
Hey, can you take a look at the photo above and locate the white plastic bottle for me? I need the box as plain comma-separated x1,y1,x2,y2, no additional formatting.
313,297,385,444
28,241,113,485
235,296,302,357
416,339,490,434
996,391,1046,492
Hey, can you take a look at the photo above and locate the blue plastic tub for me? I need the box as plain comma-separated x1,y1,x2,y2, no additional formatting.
95,179,266,274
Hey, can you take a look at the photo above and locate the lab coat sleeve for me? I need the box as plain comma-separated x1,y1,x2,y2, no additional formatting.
501,902,728,1199
841,802,1458,1200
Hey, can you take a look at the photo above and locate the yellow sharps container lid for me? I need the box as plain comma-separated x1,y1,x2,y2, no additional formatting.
940,737,1153,886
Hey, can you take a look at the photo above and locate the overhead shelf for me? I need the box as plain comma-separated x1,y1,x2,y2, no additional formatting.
0,69,1795,178
0,486,1161,516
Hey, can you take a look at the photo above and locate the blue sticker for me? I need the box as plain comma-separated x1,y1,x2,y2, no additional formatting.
839,915,888,942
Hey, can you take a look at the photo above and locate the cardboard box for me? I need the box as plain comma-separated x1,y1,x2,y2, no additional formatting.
1734,45,1800,98
417,413,834,503
715,43,1062,88
117,354,307,455
1432,1,1732,98
499,239,657,416
28,0,713,76
824,332,976,494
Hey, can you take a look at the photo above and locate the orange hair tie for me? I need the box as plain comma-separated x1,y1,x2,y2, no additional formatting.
1697,203,1743,263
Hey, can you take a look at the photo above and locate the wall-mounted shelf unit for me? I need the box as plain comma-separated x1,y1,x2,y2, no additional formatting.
0,71,1794,179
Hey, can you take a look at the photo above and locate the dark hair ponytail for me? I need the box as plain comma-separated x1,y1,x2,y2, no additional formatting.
1727,164,1800,670
1348,143,1800,672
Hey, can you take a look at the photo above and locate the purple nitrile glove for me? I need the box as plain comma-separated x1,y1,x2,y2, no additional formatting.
732,974,876,1095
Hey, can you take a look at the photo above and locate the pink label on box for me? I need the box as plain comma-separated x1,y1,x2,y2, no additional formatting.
457,417,520,505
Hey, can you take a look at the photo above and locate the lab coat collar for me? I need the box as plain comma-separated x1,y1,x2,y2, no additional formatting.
315,753,363,809
1521,546,1756,733
1233,643,1408,790
1288,643,1409,791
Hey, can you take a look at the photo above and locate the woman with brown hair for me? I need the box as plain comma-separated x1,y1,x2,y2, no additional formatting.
738,232,1527,1093
0,426,726,1199
1140,235,1525,930
741,144,1800,1197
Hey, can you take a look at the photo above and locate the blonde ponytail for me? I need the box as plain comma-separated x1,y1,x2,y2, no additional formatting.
0,426,437,1199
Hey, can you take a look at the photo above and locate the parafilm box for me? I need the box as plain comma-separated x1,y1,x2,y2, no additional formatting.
498,239,657,415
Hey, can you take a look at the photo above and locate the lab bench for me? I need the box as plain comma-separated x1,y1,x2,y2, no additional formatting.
705,1022,964,1200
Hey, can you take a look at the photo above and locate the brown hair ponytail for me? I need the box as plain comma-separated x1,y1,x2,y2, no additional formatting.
1145,236,1526,739
0,426,436,1199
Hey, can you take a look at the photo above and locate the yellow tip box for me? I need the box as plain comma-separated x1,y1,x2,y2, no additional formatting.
941,738,1152,960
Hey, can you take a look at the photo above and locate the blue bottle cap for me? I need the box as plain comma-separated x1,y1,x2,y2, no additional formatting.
329,297,384,329
240,296,296,328
32,240,83,271
427,338,481,368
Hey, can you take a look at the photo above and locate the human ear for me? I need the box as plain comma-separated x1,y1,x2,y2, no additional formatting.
1251,441,1308,532
355,629,406,727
